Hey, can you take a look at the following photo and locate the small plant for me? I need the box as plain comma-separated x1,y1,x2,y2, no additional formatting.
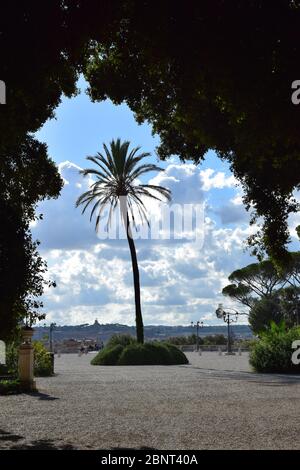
0,378,20,395
33,341,53,376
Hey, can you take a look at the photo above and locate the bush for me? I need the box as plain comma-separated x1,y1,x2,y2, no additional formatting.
164,343,189,365
249,323,300,373
0,378,20,395
2,341,53,378
91,341,188,366
106,334,136,349
33,341,53,377
91,344,125,365
5,343,19,375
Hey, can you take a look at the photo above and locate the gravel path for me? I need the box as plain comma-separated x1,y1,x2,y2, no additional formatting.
1,352,299,450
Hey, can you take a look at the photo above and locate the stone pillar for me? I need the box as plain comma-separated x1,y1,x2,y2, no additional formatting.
18,328,36,392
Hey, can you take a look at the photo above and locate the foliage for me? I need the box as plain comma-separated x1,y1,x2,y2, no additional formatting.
4,341,53,377
0,137,62,340
118,342,188,365
5,342,19,376
0,0,84,339
85,1,300,262
163,343,189,365
76,139,171,344
166,334,200,345
2,2,300,339
249,296,284,335
223,254,300,333
249,323,300,373
106,334,136,349
2,2,300,338
203,334,227,345
91,345,124,366
0,378,20,395
91,342,188,366
167,334,227,345
33,341,53,377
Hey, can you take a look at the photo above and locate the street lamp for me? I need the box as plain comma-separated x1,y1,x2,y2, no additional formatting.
191,320,204,351
215,304,248,355
49,323,56,353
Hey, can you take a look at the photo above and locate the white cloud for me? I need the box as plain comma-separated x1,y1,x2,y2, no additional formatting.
200,168,237,191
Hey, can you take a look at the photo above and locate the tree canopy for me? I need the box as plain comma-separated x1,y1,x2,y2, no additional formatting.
1,1,300,337
0,137,63,339
85,0,300,262
222,254,300,333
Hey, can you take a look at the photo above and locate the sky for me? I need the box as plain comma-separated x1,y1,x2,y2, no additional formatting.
32,78,300,327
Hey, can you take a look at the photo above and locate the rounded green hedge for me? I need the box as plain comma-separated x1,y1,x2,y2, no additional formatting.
91,344,124,365
249,324,300,373
91,341,188,366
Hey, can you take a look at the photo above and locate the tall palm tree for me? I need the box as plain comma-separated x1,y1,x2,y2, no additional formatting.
76,139,171,343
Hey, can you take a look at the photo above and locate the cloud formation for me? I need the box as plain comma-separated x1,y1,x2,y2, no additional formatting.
32,161,254,326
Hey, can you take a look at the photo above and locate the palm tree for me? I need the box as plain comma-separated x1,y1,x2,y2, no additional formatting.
76,138,171,343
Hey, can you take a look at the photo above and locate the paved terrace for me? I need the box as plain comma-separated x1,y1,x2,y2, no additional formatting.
0,352,299,450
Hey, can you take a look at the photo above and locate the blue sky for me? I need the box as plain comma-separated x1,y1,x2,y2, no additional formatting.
32,78,292,327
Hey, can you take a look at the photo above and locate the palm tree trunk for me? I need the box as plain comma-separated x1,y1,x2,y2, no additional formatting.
126,212,144,343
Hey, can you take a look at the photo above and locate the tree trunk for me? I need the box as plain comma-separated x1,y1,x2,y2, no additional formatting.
126,212,144,343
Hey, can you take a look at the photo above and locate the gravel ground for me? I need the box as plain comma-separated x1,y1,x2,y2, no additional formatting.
0,352,300,450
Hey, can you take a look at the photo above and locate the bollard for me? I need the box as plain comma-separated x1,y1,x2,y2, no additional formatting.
238,347,242,356
218,347,222,356
198,348,202,356
18,328,36,392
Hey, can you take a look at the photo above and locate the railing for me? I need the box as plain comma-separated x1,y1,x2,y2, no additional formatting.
178,345,250,352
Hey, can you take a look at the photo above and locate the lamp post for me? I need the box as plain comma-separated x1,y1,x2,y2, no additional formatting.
215,304,248,355
49,323,56,353
191,320,204,351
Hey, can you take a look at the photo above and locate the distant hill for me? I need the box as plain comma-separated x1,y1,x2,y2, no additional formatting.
33,320,253,343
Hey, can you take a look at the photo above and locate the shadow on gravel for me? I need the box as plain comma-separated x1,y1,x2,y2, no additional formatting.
9,439,75,450
0,429,75,450
25,391,59,401
189,366,300,385
0,429,23,443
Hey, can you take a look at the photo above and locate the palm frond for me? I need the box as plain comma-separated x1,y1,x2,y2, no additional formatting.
76,139,172,232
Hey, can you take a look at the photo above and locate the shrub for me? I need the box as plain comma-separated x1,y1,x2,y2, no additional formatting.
164,343,189,365
118,342,189,366
249,322,300,373
91,344,124,365
106,334,136,349
0,378,20,395
5,343,19,375
33,341,53,377
90,341,189,366
3,341,53,378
